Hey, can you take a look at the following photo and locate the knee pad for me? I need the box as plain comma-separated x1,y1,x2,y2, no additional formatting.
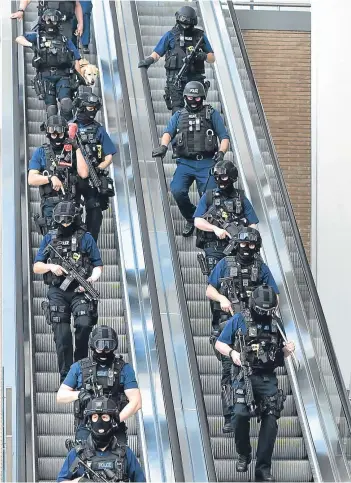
60,97,73,119
257,389,286,420
49,305,71,325
47,104,58,117
85,197,101,210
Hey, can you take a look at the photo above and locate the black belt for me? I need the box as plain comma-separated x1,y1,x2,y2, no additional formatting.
40,67,71,76
204,241,227,249
43,196,62,203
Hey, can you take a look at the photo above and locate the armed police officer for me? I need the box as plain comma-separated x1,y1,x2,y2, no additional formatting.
33,201,103,383
152,81,229,237
57,325,142,444
71,91,116,242
16,8,82,120
58,397,145,482
28,115,88,234
206,227,279,434
215,285,295,482
11,1,83,39
194,159,259,289
138,5,215,114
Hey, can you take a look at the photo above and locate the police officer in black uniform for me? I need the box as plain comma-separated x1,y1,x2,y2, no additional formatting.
16,8,82,120
138,5,215,114
28,115,88,234
215,285,295,482
57,325,142,444
33,201,103,383
152,81,229,237
58,397,145,482
11,1,83,39
71,91,116,242
206,228,279,433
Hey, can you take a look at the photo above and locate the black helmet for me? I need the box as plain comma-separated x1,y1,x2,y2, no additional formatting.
41,8,62,32
212,160,238,190
52,201,77,225
234,227,262,252
45,115,68,134
84,396,118,421
175,6,197,27
183,81,206,111
89,325,118,352
73,92,102,112
250,284,278,316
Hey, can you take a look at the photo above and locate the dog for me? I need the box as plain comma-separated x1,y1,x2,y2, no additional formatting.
79,58,99,86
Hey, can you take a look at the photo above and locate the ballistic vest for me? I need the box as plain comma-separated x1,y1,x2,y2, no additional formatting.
174,105,218,159
78,122,103,167
165,25,206,75
39,143,76,199
33,32,74,70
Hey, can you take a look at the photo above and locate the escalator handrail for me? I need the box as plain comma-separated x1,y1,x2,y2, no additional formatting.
92,2,180,481
228,1,351,433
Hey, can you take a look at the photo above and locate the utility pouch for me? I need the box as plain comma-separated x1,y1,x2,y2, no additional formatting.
197,252,209,275
98,173,115,198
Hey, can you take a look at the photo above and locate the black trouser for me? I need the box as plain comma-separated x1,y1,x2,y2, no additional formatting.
47,286,98,382
204,245,226,328
78,179,107,242
165,75,209,114
232,372,281,474
76,422,128,445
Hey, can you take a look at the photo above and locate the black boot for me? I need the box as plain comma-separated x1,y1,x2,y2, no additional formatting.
222,414,234,433
255,469,275,482
236,453,252,472
182,221,195,237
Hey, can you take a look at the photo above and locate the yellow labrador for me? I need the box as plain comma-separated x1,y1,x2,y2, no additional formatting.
79,58,99,86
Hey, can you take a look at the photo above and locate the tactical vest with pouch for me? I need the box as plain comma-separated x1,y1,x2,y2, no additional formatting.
33,32,74,70
165,25,206,75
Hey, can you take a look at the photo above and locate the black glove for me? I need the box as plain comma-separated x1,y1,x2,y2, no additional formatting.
195,51,208,62
213,151,225,162
115,409,121,425
138,56,155,69
64,138,79,151
152,145,168,159
78,388,92,407
183,53,193,65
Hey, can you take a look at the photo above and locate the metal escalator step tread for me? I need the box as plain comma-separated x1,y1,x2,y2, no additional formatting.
34,334,128,354
201,374,291,395
32,297,124,315
34,315,126,334
214,459,311,482
211,436,306,459
32,281,122,298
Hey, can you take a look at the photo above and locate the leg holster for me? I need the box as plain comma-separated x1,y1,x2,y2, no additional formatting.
32,73,46,100
233,387,246,405
257,389,286,421
164,82,173,111
34,213,53,235
43,302,70,325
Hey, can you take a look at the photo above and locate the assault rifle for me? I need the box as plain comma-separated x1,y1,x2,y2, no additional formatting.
236,328,256,416
173,34,204,88
66,439,110,482
46,243,100,302
71,125,115,198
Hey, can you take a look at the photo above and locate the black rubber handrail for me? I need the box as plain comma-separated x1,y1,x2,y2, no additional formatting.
130,1,217,481
228,1,351,431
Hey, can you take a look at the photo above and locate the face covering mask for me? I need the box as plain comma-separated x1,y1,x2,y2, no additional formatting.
57,223,75,237
49,135,65,149
77,110,96,124
91,417,113,447
185,97,203,112
237,244,255,265
93,350,115,365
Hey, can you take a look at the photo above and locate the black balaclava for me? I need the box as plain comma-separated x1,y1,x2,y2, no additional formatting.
93,350,115,365
90,416,114,448
76,108,97,125
57,222,76,238
236,243,256,266
185,96,203,112
48,134,66,150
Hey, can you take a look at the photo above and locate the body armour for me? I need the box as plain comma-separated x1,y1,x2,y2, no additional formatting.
79,356,128,413
39,143,77,199
78,122,103,168
196,189,246,248
81,436,129,482
43,228,92,286
238,312,282,371
33,32,74,70
38,1,75,20
218,255,262,309
165,25,206,75
174,105,218,159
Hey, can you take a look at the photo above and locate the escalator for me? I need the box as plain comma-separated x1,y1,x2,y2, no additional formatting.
135,2,311,481
21,3,146,480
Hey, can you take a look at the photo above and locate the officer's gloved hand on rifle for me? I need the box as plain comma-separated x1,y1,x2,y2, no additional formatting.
194,51,208,62
78,388,93,408
138,56,155,69
152,145,168,159
230,349,241,366
213,151,225,162
64,137,79,151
